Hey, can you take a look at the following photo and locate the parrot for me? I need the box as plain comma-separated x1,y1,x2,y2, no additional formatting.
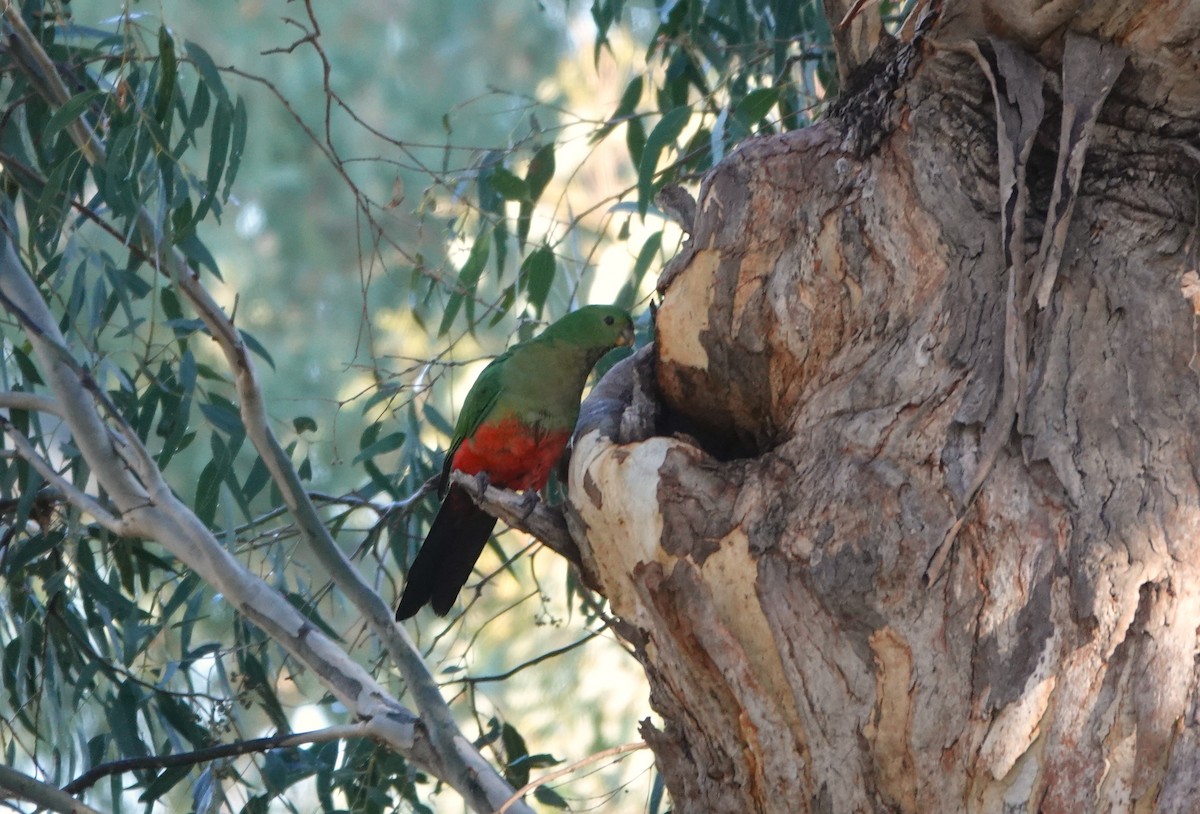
395,305,635,620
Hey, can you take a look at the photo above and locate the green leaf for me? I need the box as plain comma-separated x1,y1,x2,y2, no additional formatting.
77,570,140,621
683,125,714,173
176,232,223,279
242,455,270,503
489,166,529,202
195,451,228,526
362,458,397,499
43,91,103,144
184,41,230,106
161,287,185,322
353,431,405,465
358,422,380,449
179,79,211,152
199,99,232,219
114,536,135,593
240,794,270,814
649,770,666,814
200,399,243,436
224,96,248,199
738,86,778,126
423,401,455,438
360,383,402,415
111,681,149,758
284,592,343,642
231,329,274,370
122,738,178,783
534,786,570,809
155,26,178,128
525,143,556,202
159,572,201,623
632,230,662,288
157,694,210,748
438,229,491,335
493,216,509,278
593,75,643,142
517,143,556,249
625,116,646,173
293,416,318,434
501,722,531,787
521,246,556,318
517,200,535,251
638,106,691,216
241,652,290,732
0,533,56,576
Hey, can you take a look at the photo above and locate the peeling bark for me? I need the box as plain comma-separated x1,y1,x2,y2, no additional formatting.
571,2,1200,811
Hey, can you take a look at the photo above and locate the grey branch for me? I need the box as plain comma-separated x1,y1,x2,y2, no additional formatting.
448,470,578,564
0,390,61,416
0,764,106,814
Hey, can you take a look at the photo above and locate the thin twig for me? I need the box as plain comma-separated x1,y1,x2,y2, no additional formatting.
494,741,649,814
449,629,603,685
64,723,370,794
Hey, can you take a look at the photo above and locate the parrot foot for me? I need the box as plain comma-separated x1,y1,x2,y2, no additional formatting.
518,490,540,522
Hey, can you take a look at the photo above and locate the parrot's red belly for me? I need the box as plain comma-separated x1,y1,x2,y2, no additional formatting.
451,418,571,491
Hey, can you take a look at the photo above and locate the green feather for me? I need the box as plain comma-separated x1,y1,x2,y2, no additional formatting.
439,305,634,491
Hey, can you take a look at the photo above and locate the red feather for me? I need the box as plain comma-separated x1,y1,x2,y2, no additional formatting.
450,418,572,491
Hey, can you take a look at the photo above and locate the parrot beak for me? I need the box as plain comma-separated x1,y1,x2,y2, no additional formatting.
617,323,635,348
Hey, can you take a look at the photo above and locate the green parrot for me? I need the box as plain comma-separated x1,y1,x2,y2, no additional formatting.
395,305,635,620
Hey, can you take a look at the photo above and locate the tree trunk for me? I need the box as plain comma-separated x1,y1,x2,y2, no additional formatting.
569,2,1200,811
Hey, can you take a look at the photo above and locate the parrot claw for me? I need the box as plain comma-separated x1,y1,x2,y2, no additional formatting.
518,490,540,522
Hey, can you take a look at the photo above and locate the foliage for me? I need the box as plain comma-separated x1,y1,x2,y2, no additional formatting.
0,0,847,812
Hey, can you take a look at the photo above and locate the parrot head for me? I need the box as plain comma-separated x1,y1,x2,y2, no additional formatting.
538,304,635,352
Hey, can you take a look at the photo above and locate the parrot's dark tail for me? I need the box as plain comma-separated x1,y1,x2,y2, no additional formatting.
395,485,498,620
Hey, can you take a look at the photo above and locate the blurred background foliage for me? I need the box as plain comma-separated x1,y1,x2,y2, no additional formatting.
0,0,885,811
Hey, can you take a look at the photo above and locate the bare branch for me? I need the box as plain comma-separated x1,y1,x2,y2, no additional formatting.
64,723,371,794
0,416,124,531
449,470,578,564
0,764,105,814
0,390,61,416
449,629,603,685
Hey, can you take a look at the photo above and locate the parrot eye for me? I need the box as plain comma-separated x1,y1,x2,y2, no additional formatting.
604,315,615,325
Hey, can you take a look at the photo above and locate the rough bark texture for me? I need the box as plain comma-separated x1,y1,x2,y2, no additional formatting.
569,1,1200,812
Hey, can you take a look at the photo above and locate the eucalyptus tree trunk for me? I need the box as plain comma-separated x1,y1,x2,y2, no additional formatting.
569,2,1200,811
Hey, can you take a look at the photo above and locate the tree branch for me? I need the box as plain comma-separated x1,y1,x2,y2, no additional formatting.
0,390,61,416
0,415,123,530
0,202,429,769
63,723,370,794
449,630,602,685
449,470,578,565
0,764,105,814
